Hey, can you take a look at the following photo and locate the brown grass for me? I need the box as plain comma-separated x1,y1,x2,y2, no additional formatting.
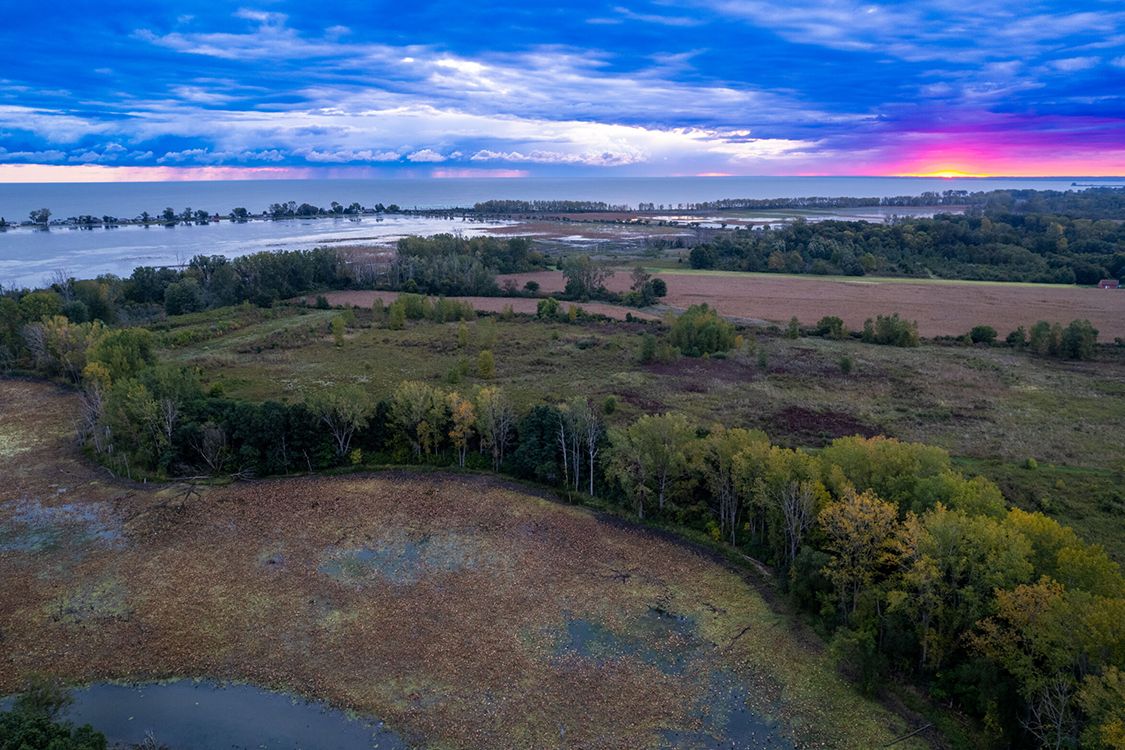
307,290,661,321
0,379,930,749
499,270,1125,340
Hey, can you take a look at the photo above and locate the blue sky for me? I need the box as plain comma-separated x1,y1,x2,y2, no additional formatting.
1,0,1124,179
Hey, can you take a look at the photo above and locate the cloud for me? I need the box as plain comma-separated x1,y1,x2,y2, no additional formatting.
1,3,1122,178
406,149,448,162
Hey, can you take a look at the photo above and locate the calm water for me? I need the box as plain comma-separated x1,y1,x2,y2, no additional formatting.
0,176,1104,219
0,176,1109,288
45,681,406,750
0,215,508,289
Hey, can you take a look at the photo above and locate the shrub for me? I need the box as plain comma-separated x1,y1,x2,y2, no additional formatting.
639,332,657,364
815,315,847,340
1005,326,1027,347
861,313,919,347
315,295,331,310
1061,319,1098,360
669,304,736,357
839,355,853,375
523,280,540,294
477,349,495,378
1028,320,1061,356
536,297,560,319
786,316,801,339
969,325,997,344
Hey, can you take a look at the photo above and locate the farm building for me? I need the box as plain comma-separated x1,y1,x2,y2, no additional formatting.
1097,279,1121,289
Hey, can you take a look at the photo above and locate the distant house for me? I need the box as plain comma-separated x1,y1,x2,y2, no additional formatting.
1097,279,1121,289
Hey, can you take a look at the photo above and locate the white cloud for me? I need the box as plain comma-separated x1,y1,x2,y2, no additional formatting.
406,149,447,162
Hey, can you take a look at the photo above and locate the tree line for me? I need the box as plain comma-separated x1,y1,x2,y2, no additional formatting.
688,210,1125,284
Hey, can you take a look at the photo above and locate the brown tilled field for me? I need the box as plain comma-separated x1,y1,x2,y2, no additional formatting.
0,379,927,750
499,270,1125,340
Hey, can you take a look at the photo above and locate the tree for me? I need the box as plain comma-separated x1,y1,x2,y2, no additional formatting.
818,489,902,620
668,304,736,357
19,291,62,322
607,412,695,518
306,384,371,459
391,380,445,457
475,386,514,470
29,207,50,225
85,328,155,384
1060,319,1098,360
447,391,476,468
164,278,204,315
561,255,612,300
477,349,495,378
0,678,106,750
692,426,761,544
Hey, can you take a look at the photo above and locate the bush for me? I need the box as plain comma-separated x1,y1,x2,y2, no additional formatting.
639,332,657,364
816,315,847,340
1061,319,1098,360
536,297,561,319
786,316,801,339
669,304,736,357
477,349,495,378
523,280,540,294
969,325,997,344
861,313,919,347
839,355,853,375
1005,326,1027,347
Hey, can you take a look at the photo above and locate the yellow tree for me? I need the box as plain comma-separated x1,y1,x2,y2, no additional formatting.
447,391,476,468
818,488,902,620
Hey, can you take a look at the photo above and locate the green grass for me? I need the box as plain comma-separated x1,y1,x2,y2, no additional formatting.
159,303,1125,559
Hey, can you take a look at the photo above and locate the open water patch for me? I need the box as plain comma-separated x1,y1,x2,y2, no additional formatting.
553,608,793,749
0,497,123,554
319,529,486,586
4,680,408,750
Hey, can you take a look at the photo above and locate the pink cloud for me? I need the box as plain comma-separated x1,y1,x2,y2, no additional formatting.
0,164,314,183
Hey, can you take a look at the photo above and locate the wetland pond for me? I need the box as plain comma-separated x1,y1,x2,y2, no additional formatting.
6,681,407,750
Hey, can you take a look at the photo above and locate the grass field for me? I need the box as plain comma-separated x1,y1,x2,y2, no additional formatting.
154,303,1125,560
0,379,933,750
497,269,1125,340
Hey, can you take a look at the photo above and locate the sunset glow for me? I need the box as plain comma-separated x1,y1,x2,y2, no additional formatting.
0,2,1121,180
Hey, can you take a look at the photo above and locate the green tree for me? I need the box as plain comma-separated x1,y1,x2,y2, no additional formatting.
669,304,736,357
477,349,495,378
607,412,695,517
1060,319,1098,360
391,381,446,457
306,384,371,459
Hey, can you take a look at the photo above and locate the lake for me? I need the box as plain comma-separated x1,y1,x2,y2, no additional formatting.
0,175,1109,288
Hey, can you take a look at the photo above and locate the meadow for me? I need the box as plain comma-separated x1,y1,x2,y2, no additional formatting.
155,301,1125,560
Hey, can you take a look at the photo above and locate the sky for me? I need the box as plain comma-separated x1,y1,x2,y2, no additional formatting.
1,0,1123,181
